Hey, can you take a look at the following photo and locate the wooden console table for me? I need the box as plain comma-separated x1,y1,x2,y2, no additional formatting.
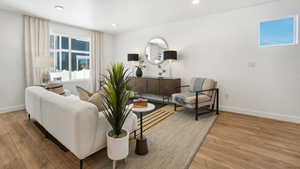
128,77,181,97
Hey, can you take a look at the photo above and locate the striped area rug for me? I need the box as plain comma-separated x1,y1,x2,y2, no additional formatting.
134,105,175,137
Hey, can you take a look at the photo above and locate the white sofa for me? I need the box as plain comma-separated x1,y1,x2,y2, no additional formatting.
25,86,138,160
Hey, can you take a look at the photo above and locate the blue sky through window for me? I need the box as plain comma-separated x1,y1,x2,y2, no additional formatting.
260,16,297,46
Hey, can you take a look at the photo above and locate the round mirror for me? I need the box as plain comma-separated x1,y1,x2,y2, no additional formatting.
144,38,168,65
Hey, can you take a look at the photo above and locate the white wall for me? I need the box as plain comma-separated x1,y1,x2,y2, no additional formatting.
0,10,25,113
102,33,115,73
113,0,300,123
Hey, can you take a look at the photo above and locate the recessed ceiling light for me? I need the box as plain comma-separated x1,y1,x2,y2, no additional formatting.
112,24,117,28
55,5,64,10
192,0,200,5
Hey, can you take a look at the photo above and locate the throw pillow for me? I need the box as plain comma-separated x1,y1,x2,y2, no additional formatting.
88,92,104,111
76,86,93,101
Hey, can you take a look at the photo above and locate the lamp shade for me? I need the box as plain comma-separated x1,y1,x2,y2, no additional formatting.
127,54,139,61
164,50,177,60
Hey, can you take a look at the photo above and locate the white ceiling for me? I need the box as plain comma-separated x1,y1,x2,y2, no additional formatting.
0,0,277,34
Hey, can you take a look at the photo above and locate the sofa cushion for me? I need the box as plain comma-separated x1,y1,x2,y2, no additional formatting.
173,93,211,105
184,94,211,104
185,101,212,109
202,79,216,96
88,92,104,111
190,78,206,92
76,86,92,101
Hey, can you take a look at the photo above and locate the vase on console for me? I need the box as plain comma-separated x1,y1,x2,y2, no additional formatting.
136,67,143,77
135,57,146,77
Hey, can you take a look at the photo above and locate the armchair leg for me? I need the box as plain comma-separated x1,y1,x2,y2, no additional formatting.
211,103,215,112
195,92,199,121
174,104,177,111
216,89,219,115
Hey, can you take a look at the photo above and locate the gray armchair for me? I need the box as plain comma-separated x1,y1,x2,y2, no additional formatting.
172,78,219,120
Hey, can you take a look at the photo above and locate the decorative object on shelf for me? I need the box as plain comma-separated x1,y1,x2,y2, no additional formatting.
163,50,178,78
157,65,167,77
136,58,146,77
145,37,168,65
102,64,132,169
41,72,50,83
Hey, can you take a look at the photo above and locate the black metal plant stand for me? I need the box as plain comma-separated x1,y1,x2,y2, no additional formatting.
135,112,148,155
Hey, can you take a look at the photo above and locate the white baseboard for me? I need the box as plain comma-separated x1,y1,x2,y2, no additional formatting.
0,105,25,114
1,104,299,124
220,105,300,124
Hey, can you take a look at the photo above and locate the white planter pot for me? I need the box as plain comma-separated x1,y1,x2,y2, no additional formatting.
107,130,129,160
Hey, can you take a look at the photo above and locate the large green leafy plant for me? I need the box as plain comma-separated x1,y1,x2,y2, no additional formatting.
102,64,131,137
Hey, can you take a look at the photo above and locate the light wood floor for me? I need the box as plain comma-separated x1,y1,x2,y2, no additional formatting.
1,110,300,169
189,112,300,169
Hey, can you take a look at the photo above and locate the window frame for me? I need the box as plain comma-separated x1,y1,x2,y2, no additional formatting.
259,15,298,48
50,33,91,81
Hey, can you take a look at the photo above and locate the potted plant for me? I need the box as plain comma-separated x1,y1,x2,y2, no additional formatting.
102,63,132,168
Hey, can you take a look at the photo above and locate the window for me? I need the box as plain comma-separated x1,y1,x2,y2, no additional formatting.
50,34,91,81
259,16,298,47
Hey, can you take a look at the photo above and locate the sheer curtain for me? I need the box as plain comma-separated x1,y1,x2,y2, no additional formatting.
91,31,103,92
24,15,50,87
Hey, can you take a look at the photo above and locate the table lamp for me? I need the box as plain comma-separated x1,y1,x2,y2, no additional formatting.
163,50,177,78
127,53,140,76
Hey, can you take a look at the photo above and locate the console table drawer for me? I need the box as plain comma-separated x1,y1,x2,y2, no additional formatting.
159,79,181,96
129,77,181,97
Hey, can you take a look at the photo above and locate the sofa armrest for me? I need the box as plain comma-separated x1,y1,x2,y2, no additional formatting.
40,92,99,160
25,86,48,122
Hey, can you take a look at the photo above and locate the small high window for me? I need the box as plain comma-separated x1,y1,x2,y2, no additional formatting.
259,16,298,47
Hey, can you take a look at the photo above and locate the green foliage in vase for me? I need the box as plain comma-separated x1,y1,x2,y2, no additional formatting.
102,63,131,136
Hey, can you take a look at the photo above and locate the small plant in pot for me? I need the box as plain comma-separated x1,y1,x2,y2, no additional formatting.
102,63,132,168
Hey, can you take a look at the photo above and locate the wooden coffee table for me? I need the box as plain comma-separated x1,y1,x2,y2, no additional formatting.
130,103,155,155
